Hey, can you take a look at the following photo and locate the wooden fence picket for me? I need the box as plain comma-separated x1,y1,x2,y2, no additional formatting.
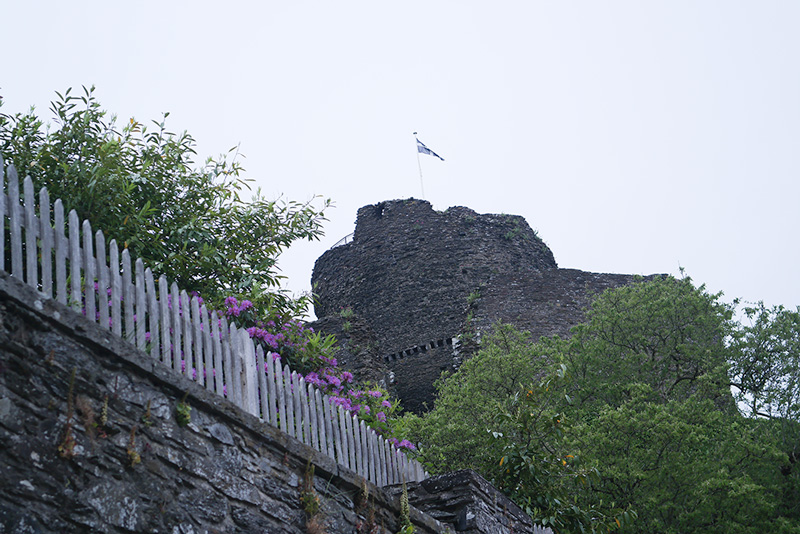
337,405,349,470
97,232,109,330
146,269,159,360
39,187,52,297
222,321,234,401
191,296,203,388
54,201,67,305
23,177,36,288
292,372,303,443
68,210,81,311
300,376,311,445
83,220,96,322
242,330,258,416
159,276,171,367
308,382,319,450
256,346,269,423
315,390,326,456
211,311,224,396
135,259,146,349
230,325,243,407
276,359,288,434
170,283,182,373
9,166,22,279
181,291,192,380
323,394,336,459
122,249,133,338
201,304,214,393
0,155,5,271
266,351,278,427
109,241,121,335
283,366,294,438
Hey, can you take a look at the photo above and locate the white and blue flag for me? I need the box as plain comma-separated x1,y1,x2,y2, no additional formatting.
416,137,445,161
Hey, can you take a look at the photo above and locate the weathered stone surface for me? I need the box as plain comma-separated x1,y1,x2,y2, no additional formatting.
2,272,469,533
388,470,534,534
311,199,659,413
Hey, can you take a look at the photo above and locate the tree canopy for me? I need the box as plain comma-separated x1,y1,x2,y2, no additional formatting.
405,276,800,533
0,86,330,318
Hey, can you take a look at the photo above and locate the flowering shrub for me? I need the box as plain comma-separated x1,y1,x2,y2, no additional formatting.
81,286,415,451
222,297,415,451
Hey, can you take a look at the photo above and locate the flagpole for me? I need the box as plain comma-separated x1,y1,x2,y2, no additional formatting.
413,132,425,199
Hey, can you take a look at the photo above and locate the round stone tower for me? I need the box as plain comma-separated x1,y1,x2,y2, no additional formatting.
311,199,557,412
312,198,648,413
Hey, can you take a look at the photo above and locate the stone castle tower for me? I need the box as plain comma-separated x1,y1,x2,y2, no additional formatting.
311,199,651,413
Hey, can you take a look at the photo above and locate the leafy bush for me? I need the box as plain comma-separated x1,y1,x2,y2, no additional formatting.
0,86,330,319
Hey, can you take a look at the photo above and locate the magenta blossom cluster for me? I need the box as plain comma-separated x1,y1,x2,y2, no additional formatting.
224,297,253,317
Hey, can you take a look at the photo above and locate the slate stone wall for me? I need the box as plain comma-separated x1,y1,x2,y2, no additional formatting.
311,199,657,414
0,273,467,533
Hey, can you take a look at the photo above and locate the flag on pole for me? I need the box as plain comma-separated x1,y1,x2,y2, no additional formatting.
416,137,445,161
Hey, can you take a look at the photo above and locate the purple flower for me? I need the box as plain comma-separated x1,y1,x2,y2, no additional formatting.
381,400,392,408
376,411,386,422
398,440,416,451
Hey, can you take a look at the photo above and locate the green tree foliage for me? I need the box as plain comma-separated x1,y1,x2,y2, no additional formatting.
493,366,635,533
402,324,558,473
407,276,800,533
0,86,330,318
403,325,626,532
564,275,735,412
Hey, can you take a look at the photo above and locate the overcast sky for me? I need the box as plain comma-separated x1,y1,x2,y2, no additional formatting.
3,1,798,318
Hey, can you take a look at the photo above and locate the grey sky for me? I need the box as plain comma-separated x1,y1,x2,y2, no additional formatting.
3,1,798,317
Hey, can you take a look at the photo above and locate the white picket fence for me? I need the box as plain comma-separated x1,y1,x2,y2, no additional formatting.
0,156,426,487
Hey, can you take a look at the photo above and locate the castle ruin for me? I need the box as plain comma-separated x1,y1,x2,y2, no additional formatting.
311,199,654,413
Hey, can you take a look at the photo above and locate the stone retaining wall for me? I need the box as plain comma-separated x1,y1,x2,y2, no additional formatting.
0,272,536,533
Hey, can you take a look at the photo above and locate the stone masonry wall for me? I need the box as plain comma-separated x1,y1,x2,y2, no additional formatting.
311,199,656,414
0,272,537,534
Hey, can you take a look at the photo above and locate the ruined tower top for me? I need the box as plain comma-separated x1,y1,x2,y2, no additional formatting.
311,199,645,413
